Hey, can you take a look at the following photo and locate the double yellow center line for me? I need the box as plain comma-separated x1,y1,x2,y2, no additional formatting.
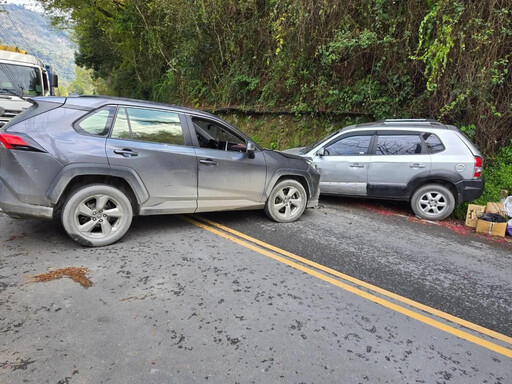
181,214,512,359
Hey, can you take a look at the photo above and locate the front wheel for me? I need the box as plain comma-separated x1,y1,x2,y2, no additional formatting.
61,184,133,247
411,184,455,221
265,179,307,223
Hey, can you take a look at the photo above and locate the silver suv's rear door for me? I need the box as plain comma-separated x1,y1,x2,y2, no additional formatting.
368,133,431,196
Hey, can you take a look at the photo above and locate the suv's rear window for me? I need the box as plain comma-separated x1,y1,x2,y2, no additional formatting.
375,135,423,155
74,106,116,136
422,133,445,154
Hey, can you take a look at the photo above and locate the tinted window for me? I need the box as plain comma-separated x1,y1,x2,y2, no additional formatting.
75,106,116,136
324,135,372,156
193,118,246,151
111,107,184,145
375,135,423,155
423,133,445,154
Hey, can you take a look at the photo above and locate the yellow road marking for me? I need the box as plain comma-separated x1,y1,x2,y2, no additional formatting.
194,215,512,347
181,215,512,359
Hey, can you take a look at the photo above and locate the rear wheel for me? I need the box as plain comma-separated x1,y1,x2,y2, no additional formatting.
411,184,455,221
265,179,307,223
61,184,133,247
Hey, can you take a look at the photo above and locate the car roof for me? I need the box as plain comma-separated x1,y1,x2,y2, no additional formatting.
56,95,221,120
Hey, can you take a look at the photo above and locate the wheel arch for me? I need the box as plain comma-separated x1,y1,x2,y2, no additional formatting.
265,170,312,199
408,171,463,204
48,164,149,214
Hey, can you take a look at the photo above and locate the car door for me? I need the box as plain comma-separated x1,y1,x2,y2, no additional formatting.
367,131,431,198
106,106,198,214
313,133,373,195
189,116,267,212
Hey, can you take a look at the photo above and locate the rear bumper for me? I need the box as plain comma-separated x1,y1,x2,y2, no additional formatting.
0,180,53,219
455,178,485,204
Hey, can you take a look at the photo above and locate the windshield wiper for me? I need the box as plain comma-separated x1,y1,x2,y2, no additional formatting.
0,88,34,104
0,88,23,98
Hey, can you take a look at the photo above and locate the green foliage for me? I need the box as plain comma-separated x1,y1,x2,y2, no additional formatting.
460,124,477,141
37,0,512,157
67,66,111,96
411,1,464,92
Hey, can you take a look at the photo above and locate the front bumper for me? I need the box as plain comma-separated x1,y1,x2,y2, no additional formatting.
306,166,321,208
0,180,53,219
455,178,485,204
307,181,320,208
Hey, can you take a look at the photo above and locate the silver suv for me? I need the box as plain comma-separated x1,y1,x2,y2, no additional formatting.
0,96,320,246
286,119,484,220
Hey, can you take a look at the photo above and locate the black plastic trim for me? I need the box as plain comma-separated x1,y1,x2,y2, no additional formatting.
47,163,150,205
455,178,485,203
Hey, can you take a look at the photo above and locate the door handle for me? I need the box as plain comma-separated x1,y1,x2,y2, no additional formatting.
114,148,138,157
350,163,365,168
199,158,218,166
410,163,426,169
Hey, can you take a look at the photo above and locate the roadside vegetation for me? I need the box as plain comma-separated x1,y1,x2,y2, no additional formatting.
38,0,512,215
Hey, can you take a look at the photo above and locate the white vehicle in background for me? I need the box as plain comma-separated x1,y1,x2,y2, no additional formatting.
0,45,58,127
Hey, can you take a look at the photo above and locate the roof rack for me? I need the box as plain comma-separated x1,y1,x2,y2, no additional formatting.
380,119,445,127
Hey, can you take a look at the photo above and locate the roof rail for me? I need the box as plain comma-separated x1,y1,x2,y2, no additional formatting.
381,118,444,127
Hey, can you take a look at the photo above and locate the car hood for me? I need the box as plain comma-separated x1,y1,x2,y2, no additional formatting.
280,147,305,156
274,149,306,160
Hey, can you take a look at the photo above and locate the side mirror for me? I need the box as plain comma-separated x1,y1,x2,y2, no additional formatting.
51,73,59,88
316,147,325,157
246,141,256,159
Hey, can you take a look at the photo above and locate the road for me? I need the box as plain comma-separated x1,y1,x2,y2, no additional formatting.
1,198,511,383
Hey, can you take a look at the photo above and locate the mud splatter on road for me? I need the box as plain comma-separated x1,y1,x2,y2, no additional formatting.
27,267,92,288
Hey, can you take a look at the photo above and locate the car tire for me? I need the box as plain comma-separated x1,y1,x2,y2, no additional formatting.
264,179,307,223
411,184,455,221
61,184,133,247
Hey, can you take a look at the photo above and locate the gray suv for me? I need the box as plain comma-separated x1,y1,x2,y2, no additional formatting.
0,96,320,246
286,119,484,220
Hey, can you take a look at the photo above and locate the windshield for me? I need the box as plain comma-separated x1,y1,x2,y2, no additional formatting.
0,63,43,97
300,129,342,154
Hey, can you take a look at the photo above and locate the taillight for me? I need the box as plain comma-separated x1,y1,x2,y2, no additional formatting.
474,156,482,178
0,133,31,150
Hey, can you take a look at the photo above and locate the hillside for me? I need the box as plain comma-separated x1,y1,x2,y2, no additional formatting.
0,4,75,82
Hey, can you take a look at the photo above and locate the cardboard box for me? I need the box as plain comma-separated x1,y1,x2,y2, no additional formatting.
465,204,486,227
486,202,506,216
476,219,507,237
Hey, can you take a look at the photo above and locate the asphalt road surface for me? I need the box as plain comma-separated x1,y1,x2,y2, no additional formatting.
1,197,511,383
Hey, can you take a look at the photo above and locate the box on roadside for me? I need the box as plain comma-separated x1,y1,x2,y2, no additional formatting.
465,204,486,227
476,219,507,237
486,202,506,216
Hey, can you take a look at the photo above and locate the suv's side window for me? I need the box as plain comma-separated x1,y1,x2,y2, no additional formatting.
111,106,184,145
74,106,117,136
324,135,372,156
193,118,247,152
423,132,445,154
375,135,423,155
